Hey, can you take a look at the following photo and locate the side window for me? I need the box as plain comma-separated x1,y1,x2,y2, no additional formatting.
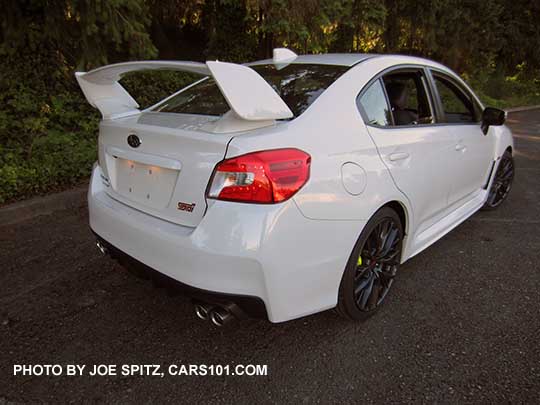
433,74,477,123
382,71,434,126
357,79,392,126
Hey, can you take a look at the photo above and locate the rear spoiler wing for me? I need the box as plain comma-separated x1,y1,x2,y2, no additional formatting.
75,60,293,121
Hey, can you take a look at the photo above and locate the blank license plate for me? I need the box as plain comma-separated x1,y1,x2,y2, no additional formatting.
114,158,179,209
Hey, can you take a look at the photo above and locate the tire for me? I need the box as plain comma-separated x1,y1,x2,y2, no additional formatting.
336,207,404,321
482,150,515,210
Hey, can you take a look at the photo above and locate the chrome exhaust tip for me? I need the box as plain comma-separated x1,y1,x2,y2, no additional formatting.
210,308,233,327
96,240,108,255
194,303,214,321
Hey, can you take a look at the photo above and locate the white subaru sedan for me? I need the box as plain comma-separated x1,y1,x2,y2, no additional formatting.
77,49,514,325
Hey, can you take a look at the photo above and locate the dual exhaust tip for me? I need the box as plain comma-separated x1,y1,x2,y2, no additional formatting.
194,302,234,326
97,240,235,326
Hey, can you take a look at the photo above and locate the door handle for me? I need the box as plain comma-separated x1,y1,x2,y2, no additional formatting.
455,143,466,152
388,152,410,161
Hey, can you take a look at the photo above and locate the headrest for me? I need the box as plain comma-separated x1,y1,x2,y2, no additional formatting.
386,82,408,110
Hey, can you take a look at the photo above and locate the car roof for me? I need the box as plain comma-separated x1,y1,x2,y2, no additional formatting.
250,53,375,67
250,53,446,69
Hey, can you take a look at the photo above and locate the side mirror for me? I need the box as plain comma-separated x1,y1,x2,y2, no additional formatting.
481,107,506,135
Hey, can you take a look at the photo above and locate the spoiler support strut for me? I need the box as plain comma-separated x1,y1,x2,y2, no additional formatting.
76,60,293,121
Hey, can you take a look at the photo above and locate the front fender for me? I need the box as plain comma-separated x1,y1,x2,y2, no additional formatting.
490,124,514,158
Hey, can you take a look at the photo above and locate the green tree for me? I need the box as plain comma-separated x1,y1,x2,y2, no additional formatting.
497,0,540,76
0,0,158,203
331,0,387,52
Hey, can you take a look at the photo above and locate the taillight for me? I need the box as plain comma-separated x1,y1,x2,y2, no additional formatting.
207,148,311,204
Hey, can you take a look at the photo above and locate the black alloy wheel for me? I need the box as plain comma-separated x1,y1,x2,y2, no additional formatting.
337,207,403,320
483,150,515,210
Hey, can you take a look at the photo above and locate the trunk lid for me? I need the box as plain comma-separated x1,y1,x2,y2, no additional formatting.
76,58,296,227
98,112,233,227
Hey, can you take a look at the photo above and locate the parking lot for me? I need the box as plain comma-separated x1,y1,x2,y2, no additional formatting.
1,109,539,403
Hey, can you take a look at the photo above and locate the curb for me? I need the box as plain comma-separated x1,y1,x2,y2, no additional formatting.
505,105,540,113
0,185,88,227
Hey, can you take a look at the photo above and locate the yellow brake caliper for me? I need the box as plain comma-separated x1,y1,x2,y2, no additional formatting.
357,255,363,266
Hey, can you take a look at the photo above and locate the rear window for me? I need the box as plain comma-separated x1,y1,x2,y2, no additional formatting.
153,64,348,117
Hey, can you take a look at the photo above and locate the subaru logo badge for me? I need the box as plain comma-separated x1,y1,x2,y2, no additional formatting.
127,134,141,148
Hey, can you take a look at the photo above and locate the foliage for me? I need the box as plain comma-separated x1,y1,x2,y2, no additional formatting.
122,71,200,108
1,0,539,203
469,72,540,110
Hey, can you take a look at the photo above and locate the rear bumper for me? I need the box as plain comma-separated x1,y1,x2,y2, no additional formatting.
89,164,365,322
95,234,267,319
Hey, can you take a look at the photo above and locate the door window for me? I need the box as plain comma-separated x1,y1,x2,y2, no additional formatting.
382,71,434,126
432,74,479,123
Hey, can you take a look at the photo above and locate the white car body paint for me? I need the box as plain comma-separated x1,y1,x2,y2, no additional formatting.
80,52,513,322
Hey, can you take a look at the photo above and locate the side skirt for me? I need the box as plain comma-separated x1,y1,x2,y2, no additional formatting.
402,189,487,262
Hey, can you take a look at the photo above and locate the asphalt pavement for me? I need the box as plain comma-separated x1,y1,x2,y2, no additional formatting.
1,109,539,403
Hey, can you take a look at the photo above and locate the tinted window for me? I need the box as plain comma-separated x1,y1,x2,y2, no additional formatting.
154,64,348,117
433,75,477,123
154,78,229,116
357,80,392,126
383,71,433,126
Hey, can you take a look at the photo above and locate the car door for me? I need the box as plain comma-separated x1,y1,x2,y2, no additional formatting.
430,71,495,205
357,67,456,235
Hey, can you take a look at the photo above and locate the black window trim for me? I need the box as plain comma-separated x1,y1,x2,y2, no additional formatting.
356,64,439,130
379,77,396,126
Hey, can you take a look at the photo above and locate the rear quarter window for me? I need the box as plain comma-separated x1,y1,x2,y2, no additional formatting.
357,80,392,126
